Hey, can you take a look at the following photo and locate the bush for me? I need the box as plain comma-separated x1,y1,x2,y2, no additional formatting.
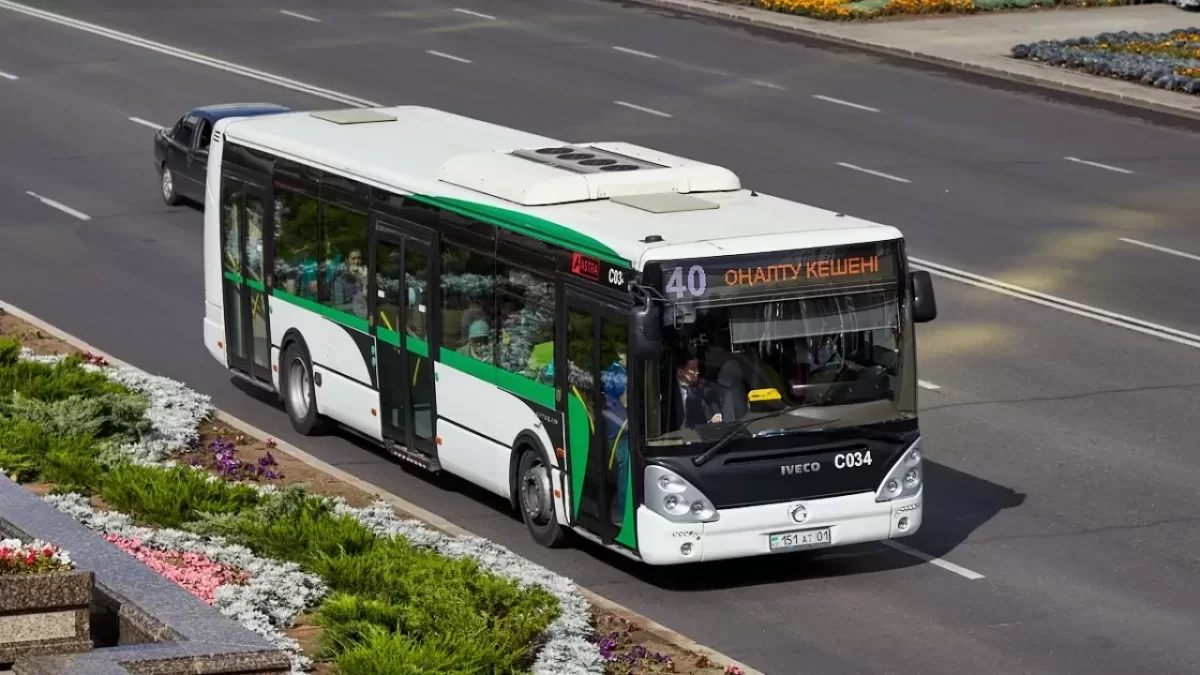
753,0,1155,20
1012,29,1200,95
98,463,263,529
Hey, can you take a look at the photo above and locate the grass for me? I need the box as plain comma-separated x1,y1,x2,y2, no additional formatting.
0,335,559,674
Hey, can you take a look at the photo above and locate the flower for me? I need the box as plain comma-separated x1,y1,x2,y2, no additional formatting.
0,538,74,574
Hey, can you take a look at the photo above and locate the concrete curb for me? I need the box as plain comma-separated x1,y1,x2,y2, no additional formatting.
609,0,1200,124
0,301,766,675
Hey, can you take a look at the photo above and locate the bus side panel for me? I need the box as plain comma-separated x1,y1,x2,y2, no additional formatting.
434,362,568,523
269,297,381,440
203,133,227,368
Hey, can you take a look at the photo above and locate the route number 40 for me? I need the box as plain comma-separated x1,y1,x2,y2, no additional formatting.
665,265,707,298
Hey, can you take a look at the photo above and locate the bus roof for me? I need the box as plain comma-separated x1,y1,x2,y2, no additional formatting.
216,106,903,269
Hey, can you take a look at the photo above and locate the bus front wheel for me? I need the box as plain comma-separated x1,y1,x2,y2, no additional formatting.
281,340,334,436
517,447,568,548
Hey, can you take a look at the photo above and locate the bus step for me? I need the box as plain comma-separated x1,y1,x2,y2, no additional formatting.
384,440,442,473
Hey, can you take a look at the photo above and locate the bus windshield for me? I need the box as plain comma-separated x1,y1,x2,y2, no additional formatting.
643,287,914,447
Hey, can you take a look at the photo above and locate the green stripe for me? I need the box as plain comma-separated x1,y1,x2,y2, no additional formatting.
567,394,590,520
411,194,627,268
272,289,370,333
222,270,266,292
437,348,555,409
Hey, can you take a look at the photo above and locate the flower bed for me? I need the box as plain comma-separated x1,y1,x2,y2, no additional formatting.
736,0,1155,21
0,538,73,575
1012,29,1200,94
0,313,732,675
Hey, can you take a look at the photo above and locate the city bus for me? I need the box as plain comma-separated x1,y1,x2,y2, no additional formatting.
201,105,938,565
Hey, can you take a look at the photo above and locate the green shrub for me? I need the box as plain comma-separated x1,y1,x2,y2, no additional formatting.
186,485,378,562
310,537,559,674
99,463,262,529
0,417,52,482
0,356,128,403
0,337,20,366
1,391,148,445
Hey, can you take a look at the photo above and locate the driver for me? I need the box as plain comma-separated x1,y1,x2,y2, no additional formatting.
668,350,723,430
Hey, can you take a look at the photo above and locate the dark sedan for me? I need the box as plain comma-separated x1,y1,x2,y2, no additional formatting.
153,103,291,207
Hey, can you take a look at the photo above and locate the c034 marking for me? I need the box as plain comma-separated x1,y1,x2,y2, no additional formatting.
834,451,872,469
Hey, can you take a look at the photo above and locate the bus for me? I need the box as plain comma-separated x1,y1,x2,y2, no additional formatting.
202,105,938,565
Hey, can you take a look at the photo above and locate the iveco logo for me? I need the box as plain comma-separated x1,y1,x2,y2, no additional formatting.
789,504,808,524
780,462,820,475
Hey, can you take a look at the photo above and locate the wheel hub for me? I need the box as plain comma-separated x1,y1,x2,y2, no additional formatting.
161,169,172,198
287,358,310,418
520,462,553,524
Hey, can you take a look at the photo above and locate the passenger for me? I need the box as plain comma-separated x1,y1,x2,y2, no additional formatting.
667,351,723,430
456,318,493,363
603,354,630,525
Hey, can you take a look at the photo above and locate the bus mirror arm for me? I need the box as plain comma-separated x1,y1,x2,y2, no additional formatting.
910,270,937,323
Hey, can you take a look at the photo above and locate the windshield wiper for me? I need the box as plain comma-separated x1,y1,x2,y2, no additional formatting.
691,408,833,467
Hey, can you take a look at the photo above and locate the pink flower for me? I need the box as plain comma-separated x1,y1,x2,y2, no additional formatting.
103,534,250,605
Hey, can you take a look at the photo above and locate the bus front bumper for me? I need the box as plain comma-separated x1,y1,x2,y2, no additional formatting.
635,489,921,565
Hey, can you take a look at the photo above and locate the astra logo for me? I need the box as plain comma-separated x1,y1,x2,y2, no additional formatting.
780,462,820,476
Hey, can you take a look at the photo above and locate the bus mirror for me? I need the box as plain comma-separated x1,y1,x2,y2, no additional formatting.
910,270,937,323
630,302,663,358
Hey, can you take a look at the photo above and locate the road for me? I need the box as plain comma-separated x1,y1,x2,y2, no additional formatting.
1,2,1199,674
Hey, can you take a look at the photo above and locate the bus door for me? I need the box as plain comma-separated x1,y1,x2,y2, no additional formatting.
369,216,438,464
219,173,273,384
559,287,631,545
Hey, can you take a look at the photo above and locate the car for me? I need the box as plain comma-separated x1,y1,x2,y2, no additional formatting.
153,103,291,207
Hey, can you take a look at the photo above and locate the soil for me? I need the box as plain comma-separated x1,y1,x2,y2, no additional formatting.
0,309,737,675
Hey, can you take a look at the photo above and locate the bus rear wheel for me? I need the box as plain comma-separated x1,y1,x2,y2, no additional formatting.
517,447,568,548
281,341,333,436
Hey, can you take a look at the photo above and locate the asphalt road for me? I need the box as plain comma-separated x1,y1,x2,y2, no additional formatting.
1,3,1200,674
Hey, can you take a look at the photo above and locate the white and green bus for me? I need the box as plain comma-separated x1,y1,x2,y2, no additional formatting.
202,105,938,565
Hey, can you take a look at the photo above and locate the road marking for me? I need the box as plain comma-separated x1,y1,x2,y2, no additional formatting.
909,257,1200,350
836,162,911,184
0,69,17,80
0,0,379,107
26,191,90,221
882,541,985,580
917,380,941,391
614,100,672,117
612,46,660,59
128,116,163,130
13,0,1199,358
453,7,496,19
279,9,320,22
750,80,786,90
426,50,472,64
1064,156,1133,174
1118,237,1200,264
813,94,879,113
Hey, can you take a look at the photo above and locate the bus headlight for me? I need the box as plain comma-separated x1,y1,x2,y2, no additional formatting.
645,465,720,523
875,438,923,502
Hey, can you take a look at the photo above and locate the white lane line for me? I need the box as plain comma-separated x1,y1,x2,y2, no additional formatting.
917,380,941,391
614,100,672,118
453,7,496,19
0,0,379,107
612,46,660,59
26,191,91,221
882,541,986,580
813,94,879,113
1118,237,1200,264
426,50,472,64
128,116,164,130
0,69,17,80
836,162,911,184
909,257,1200,351
1064,156,1133,175
751,80,786,91
279,9,320,22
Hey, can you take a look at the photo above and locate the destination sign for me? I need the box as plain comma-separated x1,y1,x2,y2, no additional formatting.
658,241,898,301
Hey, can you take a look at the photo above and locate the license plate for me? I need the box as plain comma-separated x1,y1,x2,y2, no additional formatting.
768,527,832,552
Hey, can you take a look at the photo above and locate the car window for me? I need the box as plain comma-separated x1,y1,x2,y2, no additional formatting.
175,116,196,147
197,119,213,150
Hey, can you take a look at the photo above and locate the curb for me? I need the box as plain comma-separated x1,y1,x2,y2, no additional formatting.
609,0,1200,124
0,301,766,675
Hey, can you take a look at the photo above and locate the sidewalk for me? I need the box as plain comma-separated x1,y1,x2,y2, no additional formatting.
623,0,1200,120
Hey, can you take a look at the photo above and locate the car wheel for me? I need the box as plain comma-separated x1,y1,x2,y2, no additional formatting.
160,163,181,206
517,446,569,548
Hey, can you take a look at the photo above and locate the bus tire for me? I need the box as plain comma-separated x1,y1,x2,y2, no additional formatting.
516,446,568,549
280,340,334,436
159,162,181,206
